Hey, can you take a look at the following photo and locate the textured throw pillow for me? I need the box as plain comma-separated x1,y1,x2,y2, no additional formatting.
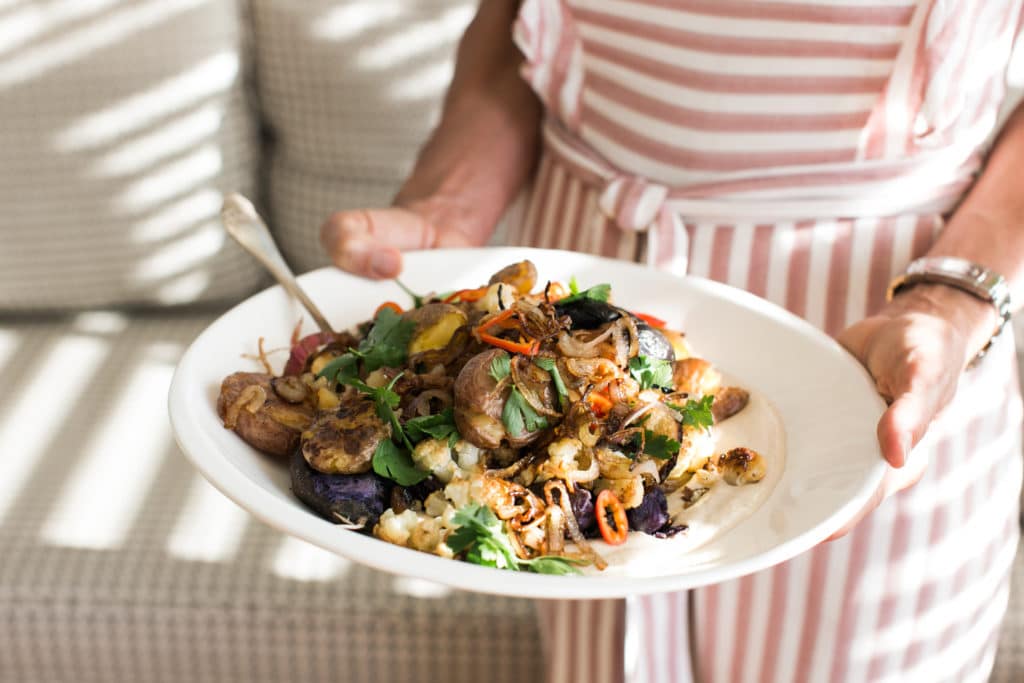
249,0,476,273
0,0,265,310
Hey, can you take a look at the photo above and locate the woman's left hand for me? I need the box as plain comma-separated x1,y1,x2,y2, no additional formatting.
828,283,998,539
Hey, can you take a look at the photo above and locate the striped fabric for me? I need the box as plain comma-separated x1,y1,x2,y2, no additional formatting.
507,1,1024,682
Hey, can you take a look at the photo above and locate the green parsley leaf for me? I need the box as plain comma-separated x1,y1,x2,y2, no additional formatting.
534,357,568,410
448,505,581,575
394,279,426,308
359,307,415,372
628,355,674,391
558,279,611,305
371,439,429,486
448,505,519,570
502,387,549,437
668,395,715,431
405,408,460,444
342,373,412,450
489,352,511,383
637,430,681,459
316,353,359,385
521,556,584,575
316,308,415,386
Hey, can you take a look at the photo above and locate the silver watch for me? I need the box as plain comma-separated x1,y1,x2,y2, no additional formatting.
886,256,1012,364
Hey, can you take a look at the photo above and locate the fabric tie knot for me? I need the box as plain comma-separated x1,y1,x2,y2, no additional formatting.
598,175,669,232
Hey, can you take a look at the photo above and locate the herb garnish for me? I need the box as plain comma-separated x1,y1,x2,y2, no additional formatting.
372,439,429,486
395,279,426,309
633,429,681,460
488,351,549,436
405,407,460,447
628,355,674,391
447,504,581,575
502,388,549,438
668,395,715,431
558,276,611,305
489,352,512,382
534,356,568,409
318,307,415,384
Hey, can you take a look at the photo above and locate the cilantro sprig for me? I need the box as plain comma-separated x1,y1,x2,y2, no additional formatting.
628,355,674,391
395,279,426,309
488,351,550,437
352,376,461,485
489,353,511,382
557,276,611,305
502,388,549,438
534,356,568,410
318,307,415,385
372,439,429,486
405,407,460,447
668,395,715,431
447,504,581,575
633,430,681,460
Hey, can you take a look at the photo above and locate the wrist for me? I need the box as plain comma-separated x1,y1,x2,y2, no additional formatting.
888,283,1000,366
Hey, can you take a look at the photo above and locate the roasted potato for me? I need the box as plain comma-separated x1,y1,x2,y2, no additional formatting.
402,303,468,355
453,348,510,449
217,372,315,458
488,260,538,294
301,397,390,474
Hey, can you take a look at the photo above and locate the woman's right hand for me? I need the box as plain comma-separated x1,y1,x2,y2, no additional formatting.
321,0,542,280
320,203,483,279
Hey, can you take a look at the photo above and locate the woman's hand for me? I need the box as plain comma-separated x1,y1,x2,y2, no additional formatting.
828,283,998,539
321,0,542,280
320,200,484,279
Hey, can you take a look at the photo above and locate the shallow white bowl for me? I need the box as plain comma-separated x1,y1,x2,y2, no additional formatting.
168,247,885,599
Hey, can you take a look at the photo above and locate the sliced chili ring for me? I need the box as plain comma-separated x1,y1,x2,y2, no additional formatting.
595,489,628,545
374,301,404,317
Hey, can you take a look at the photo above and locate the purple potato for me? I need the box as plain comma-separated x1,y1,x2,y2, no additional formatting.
569,486,597,535
290,448,389,530
627,487,670,535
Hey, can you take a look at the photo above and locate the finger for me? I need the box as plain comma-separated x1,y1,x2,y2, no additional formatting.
320,209,438,278
836,317,884,362
876,391,930,468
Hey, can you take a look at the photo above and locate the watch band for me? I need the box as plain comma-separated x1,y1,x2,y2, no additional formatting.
886,256,1012,364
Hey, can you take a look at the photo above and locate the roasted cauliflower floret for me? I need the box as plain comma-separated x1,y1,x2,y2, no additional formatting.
411,438,460,483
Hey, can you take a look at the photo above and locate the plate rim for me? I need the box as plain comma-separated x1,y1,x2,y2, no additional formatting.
168,246,887,599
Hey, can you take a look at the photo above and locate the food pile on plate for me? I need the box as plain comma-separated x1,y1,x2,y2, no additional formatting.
217,260,764,574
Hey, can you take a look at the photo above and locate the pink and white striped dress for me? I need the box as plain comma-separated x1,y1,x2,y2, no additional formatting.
506,1,1024,681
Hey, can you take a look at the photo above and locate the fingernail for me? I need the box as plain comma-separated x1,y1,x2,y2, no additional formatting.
370,249,400,278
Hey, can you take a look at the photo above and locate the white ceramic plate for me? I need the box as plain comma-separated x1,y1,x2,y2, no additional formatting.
168,247,886,599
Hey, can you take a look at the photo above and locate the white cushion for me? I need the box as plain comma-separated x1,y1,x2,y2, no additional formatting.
249,0,477,274
0,311,542,682
0,0,265,310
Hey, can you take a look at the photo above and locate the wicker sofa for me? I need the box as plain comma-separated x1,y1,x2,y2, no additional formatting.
0,2,1020,681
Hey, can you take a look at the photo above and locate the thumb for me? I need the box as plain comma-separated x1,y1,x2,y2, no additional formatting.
876,391,928,468
320,208,438,279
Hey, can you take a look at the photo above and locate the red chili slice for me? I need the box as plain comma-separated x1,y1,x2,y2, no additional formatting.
595,489,628,545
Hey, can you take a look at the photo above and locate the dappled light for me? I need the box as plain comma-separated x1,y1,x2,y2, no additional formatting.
0,335,109,520
355,4,473,69
392,576,452,599
166,474,250,563
40,352,175,550
272,536,352,582
311,2,402,42
0,0,205,88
